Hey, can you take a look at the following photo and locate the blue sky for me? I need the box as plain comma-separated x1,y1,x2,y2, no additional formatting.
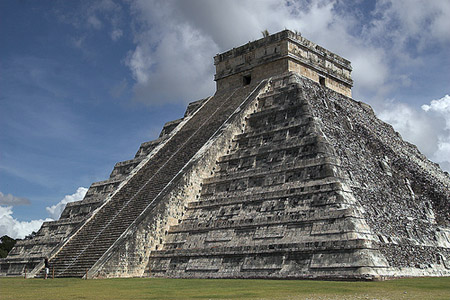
1,0,449,238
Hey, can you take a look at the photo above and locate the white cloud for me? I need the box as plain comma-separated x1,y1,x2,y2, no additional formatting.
422,95,450,127
0,187,88,239
379,101,440,155
421,95,450,166
45,187,88,220
132,0,450,105
52,0,446,108
379,95,450,172
124,0,392,104
86,0,123,42
372,0,450,50
352,1,450,102
126,45,154,84
0,206,52,239
0,191,30,206
172,0,276,49
126,0,219,104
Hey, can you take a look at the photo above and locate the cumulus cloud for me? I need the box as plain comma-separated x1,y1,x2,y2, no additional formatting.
123,0,450,106
124,0,392,104
355,1,450,100
46,187,88,220
0,191,30,206
379,102,441,155
422,95,450,124
379,95,450,172
371,0,450,51
0,206,52,239
126,0,219,104
52,0,449,109
421,95,450,166
0,187,88,239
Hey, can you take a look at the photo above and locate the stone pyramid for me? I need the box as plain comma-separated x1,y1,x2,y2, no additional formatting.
1,30,449,280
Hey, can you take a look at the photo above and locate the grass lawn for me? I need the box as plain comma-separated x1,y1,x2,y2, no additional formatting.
1,277,449,300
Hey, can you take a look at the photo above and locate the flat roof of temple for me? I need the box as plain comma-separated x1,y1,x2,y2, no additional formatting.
214,30,352,71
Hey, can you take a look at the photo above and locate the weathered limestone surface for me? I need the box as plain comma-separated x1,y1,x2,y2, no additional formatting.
149,73,449,279
215,30,352,97
2,30,448,280
306,79,450,276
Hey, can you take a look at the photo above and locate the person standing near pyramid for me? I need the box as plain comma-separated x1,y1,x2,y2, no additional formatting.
44,257,50,279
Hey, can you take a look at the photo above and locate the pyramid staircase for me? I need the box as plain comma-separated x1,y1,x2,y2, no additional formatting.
36,81,268,277
148,74,450,279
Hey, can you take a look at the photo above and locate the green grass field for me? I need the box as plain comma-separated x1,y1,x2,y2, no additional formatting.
1,277,449,300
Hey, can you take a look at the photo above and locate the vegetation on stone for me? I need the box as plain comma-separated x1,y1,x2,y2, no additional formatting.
0,235,16,258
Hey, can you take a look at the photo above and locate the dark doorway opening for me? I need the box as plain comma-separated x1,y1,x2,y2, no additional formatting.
319,76,326,86
243,75,252,86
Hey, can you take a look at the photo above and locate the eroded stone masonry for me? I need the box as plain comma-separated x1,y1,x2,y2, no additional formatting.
1,30,449,280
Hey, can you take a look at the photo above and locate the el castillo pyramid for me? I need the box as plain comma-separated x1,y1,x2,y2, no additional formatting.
1,30,449,280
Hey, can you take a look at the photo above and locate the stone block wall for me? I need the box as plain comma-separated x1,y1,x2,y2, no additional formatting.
214,30,352,97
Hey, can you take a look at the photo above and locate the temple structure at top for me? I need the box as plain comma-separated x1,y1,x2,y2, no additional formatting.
214,30,352,97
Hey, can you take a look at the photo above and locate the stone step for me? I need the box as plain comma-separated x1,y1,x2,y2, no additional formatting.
169,207,360,233
152,238,374,258
46,82,267,277
218,135,319,163
201,157,339,189
195,179,344,204
235,117,314,142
